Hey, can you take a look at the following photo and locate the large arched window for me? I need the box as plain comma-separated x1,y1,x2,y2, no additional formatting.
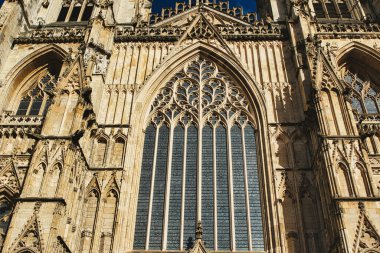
343,70,380,117
16,73,57,116
134,58,264,251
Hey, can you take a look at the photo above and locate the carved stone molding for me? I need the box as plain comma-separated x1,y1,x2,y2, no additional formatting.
13,26,86,45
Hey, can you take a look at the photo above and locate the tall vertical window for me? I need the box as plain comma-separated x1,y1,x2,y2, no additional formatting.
134,58,264,251
57,0,94,22
312,0,352,19
16,73,57,116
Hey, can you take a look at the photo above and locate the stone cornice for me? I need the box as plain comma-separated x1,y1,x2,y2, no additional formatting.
114,23,287,43
13,26,86,45
314,21,380,39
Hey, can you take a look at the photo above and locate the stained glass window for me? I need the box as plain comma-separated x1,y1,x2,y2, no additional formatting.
134,58,264,251
16,73,57,116
344,71,380,116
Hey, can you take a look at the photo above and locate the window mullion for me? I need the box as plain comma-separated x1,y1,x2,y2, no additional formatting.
162,125,174,250
241,125,253,251
65,1,75,22
78,0,87,21
26,96,34,115
226,123,236,251
145,126,160,249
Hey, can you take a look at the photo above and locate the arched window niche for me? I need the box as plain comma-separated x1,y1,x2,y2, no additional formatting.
6,52,63,118
338,45,380,119
133,58,265,251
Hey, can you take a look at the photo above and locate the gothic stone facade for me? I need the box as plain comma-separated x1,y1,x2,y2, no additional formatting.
0,0,380,252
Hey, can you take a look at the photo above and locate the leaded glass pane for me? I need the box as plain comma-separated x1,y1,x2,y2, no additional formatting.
326,2,338,18
202,125,214,249
365,97,378,113
313,2,325,18
216,126,231,250
184,125,198,249
167,126,185,250
134,125,156,249
16,97,31,115
29,96,43,115
351,97,363,115
245,126,264,250
134,58,264,251
149,125,169,249
231,125,249,250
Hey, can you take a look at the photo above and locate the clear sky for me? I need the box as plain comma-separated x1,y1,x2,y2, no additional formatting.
152,0,257,14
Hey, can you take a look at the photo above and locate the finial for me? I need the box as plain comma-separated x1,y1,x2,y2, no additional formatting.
195,220,203,240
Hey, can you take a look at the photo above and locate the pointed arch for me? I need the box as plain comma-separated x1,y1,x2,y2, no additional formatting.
27,163,46,197
45,163,63,197
80,179,100,253
135,42,266,129
100,186,119,253
111,133,127,167
1,45,66,112
130,42,272,251
336,162,353,197
92,136,109,167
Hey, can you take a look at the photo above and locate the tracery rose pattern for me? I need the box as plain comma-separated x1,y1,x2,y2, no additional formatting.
150,58,250,125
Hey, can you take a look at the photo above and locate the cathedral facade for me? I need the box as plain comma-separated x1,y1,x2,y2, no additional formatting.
0,0,380,252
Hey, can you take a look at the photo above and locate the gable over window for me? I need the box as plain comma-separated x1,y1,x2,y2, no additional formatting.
150,0,258,24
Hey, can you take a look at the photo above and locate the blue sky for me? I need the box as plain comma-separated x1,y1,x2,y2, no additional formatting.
152,0,257,14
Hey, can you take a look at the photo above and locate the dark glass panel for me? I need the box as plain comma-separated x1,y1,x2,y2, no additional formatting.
365,97,378,113
167,126,185,250
244,125,264,251
149,125,169,249
339,2,351,18
351,97,363,114
326,2,339,18
216,126,230,250
57,5,69,21
69,5,81,21
202,125,214,249
0,202,12,236
16,96,31,115
184,125,197,249
313,2,325,18
29,96,43,115
81,4,93,21
134,125,156,249
231,125,249,250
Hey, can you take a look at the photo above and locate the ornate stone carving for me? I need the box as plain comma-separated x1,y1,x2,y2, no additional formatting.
14,27,86,45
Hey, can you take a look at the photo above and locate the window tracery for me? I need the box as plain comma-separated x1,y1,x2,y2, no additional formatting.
16,73,56,116
343,70,380,117
57,0,94,22
134,58,264,251
312,0,352,19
